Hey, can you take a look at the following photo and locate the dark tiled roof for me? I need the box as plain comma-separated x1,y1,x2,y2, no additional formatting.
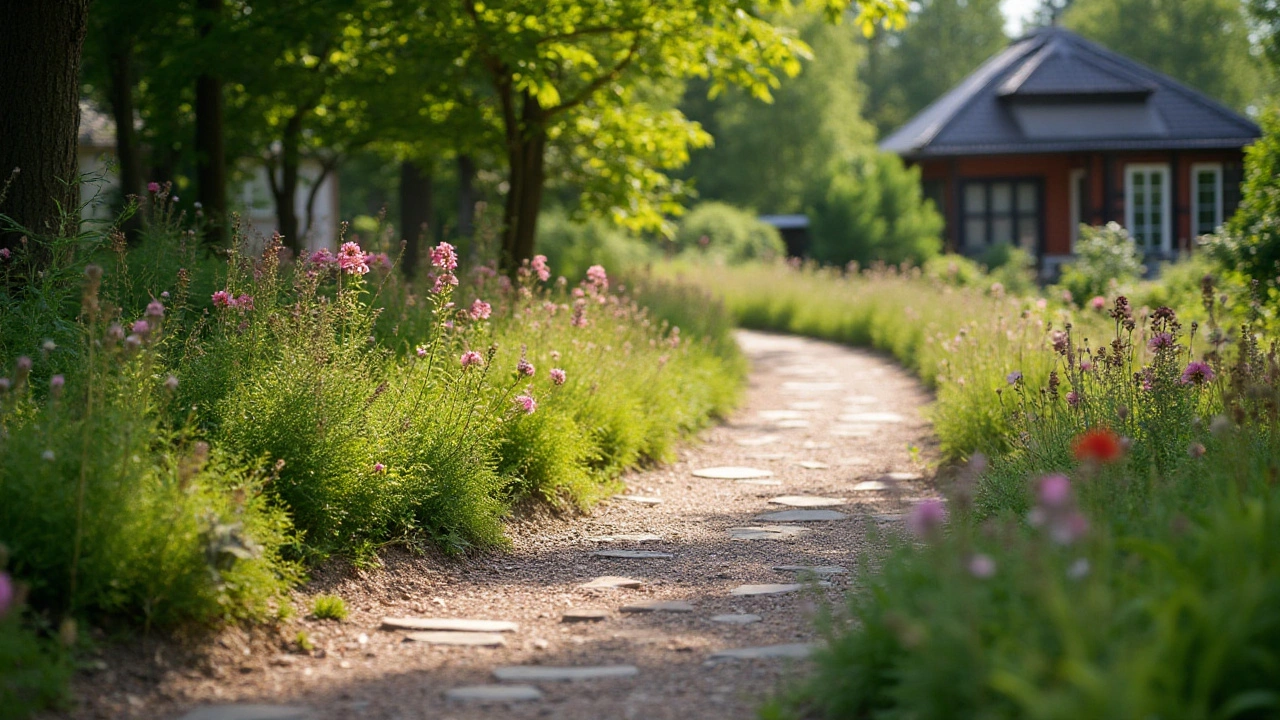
880,27,1260,158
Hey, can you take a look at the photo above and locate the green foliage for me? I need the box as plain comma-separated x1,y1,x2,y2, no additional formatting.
0,550,72,720
1057,222,1146,301
310,594,348,621
672,202,786,263
1212,105,1280,309
807,153,944,267
536,210,656,280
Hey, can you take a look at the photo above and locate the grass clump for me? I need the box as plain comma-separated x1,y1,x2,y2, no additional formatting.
310,594,348,621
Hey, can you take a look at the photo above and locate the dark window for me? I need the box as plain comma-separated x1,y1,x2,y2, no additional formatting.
960,179,1042,255
922,179,945,216
1223,162,1244,221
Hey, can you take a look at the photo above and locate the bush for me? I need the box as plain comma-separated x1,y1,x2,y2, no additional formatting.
807,153,943,268
0,553,72,719
1210,104,1280,307
1056,222,1145,300
536,209,655,280
672,202,786,263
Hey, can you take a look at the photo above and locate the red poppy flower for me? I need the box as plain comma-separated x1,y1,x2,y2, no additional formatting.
1072,427,1124,464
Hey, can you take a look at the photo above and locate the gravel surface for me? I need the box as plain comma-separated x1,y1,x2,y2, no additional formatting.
64,330,938,720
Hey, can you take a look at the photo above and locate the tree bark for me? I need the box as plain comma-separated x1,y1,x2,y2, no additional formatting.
456,154,476,240
0,0,91,252
500,92,547,268
106,35,143,237
400,159,434,278
195,0,228,246
270,112,305,255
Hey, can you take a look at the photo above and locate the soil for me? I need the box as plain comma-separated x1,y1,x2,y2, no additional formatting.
64,330,939,720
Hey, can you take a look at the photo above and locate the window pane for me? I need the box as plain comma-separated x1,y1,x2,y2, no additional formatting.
964,185,986,215
992,217,1013,245
1017,217,1037,251
965,219,987,250
991,183,1012,213
1017,183,1037,212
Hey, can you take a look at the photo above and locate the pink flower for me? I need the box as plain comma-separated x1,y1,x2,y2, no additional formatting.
145,300,165,319
1035,298,1047,310
1049,330,1069,354
1147,332,1175,351
1037,474,1072,508
430,242,458,271
967,554,996,579
416,345,428,359
531,255,551,282
550,368,566,386
0,248,10,260
460,351,484,369
906,499,948,537
338,241,369,275
586,264,608,290
514,393,537,414
1066,391,1080,407
231,294,254,311
1180,361,1215,386
0,572,13,618
373,463,385,474
431,273,458,294
516,357,535,377
1050,511,1089,545
309,249,336,266
131,320,150,335
1188,442,1206,459
364,252,392,270
1090,296,1107,311
147,181,160,194
1079,360,1094,372
49,375,64,398
469,299,492,321
212,290,232,308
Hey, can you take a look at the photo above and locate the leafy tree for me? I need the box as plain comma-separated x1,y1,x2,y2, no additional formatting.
1211,106,1280,300
1064,0,1264,110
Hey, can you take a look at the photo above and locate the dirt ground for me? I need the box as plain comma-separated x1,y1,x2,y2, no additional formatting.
64,330,939,720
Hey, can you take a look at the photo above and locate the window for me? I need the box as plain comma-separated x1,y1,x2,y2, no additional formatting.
1125,164,1170,253
960,179,1041,255
1191,163,1223,237
1069,169,1087,249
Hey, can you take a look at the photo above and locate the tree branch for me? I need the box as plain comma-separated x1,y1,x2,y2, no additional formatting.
546,34,642,117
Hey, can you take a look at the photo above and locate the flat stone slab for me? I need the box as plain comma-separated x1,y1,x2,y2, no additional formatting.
796,461,829,470
620,600,694,613
769,495,844,507
404,631,506,647
591,533,662,543
493,665,639,682
845,395,878,404
730,583,804,596
692,466,774,480
746,452,788,460
591,550,674,559
831,426,874,437
852,481,889,491
874,513,905,523
774,419,811,429
734,435,781,446
612,494,663,505
773,565,848,576
758,409,806,420
754,509,848,522
782,381,843,392
802,441,834,449
562,609,610,622
579,576,643,589
728,525,810,541
789,401,824,410
381,617,518,633
178,706,314,720
710,613,762,625
708,643,817,661
884,472,923,481
838,412,906,423
445,685,543,703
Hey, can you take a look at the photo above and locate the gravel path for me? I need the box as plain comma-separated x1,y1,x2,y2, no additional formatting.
69,330,938,720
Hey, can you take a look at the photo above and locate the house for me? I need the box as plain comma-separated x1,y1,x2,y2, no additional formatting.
880,26,1262,277
76,102,340,250
759,214,811,257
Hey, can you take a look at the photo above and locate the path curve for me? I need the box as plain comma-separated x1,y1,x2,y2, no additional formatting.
73,331,939,720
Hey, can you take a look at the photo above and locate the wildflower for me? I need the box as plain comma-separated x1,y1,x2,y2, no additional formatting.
1036,298,1047,310
1180,361,1215,386
1037,474,1072,508
1006,370,1023,385
550,368,566,385
41,450,55,462
550,350,561,360
572,287,585,298
967,554,996,579
989,282,1005,298
338,241,369,275
1049,330,1069,354
543,301,558,316
1061,289,1073,304
1090,296,1106,311
131,320,150,335
906,499,948,537
571,302,588,328
231,294,254,311
1067,558,1090,579
146,299,165,318
469,299,492,321
147,181,160,194
49,374,64,397
443,320,455,331
212,290,232,308
431,272,458,294
124,334,142,350
1066,391,1081,407
514,393,537,414
373,463,385,474
364,252,392,270
106,323,124,342
41,339,55,353
309,249,335,265
164,375,179,391
586,264,608,291
0,572,12,618
460,350,484,369
1072,427,1124,464
0,248,9,260
416,345,428,359
516,357,535,377
1079,360,1094,372
0,378,9,392
15,356,32,374
430,242,458,271
171,196,179,203
161,291,170,299
1147,332,1175,351
1051,511,1089,545
1188,442,1206,459
531,254,551,282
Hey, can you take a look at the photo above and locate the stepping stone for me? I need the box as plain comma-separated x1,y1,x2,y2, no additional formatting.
735,435,781,447
445,685,543,703
802,441,834,449
710,614,761,625
178,706,314,720
591,550,674,559
758,409,806,420
730,583,804,596
736,479,783,486
493,665,639,682
845,395,878,404
612,494,663,505
620,600,694,613
381,617,519,633
773,565,848,576
754,509,848,522
562,609,610,622
796,461,829,470
591,533,663,543
769,495,844,508
839,412,905,423
708,643,817,661
692,466,774,480
728,525,809,541
579,576,643,589
885,472,923,481
404,631,506,647
775,419,811,429
782,381,843,392
831,426,874,437
852,480,889,491
789,401,824,410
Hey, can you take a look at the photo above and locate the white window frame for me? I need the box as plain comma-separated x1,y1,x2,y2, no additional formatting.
1069,168,1086,251
1190,162,1224,237
1124,163,1172,254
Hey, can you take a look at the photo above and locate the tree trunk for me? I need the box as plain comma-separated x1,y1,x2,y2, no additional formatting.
399,159,434,278
456,154,476,240
106,35,143,238
271,113,305,255
0,0,90,252
501,93,547,268
195,0,228,246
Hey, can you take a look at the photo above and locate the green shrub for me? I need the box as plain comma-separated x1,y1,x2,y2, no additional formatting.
1210,104,1280,307
672,202,786,263
0,552,72,719
310,594,348,621
806,153,943,268
1057,222,1145,300
536,209,655,280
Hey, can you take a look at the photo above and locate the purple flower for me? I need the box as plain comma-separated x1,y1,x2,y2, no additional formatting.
0,572,13,618
586,264,608,290
1006,371,1023,385
516,358,534,377
1049,330,1069,354
131,320,150,335
147,181,160,194
1147,332,1175,351
460,351,484,369
212,290,232,308
550,368,566,386
906,499,948,537
1037,474,1072,508
309,249,336,266
430,242,458,272
49,374,64,396
1066,391,1080,407
0,248,9,260
416,345,428,359
373,463,385,474
1180,361,1215,386
1050,511,1089,545
231,294,254,311
967,554,996,579
146,300,165,319
514,393,537,415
